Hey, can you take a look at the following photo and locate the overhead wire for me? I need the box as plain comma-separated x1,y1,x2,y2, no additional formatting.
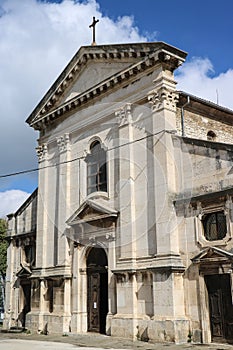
0,129,175,179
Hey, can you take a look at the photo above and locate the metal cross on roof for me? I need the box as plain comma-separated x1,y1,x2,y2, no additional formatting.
89,16,99,46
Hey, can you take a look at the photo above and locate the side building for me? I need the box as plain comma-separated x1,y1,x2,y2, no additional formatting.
4,189,37,329
4,42,233,343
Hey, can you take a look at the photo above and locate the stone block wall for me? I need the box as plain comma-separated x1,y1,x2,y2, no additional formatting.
176,108,233,143
26,313,71,334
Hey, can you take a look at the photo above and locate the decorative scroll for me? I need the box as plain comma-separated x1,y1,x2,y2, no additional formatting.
57,133,71,153
36,143,48,162
148,87,178,111
115,103,132,126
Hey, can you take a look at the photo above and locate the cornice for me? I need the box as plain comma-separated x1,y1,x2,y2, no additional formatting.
28,47,185,131
6,230,36,242
178,91,233,122
7,188,38,218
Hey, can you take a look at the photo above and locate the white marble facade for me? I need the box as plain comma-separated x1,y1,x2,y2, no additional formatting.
4,42,233,343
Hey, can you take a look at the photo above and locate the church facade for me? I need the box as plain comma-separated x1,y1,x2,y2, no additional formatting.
4,42,233,343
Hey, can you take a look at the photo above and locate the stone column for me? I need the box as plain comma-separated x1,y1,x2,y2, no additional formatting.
147,67,180,256
63,278,71,332
115,104,137,262
28,143,49,332
71,243,78,332
38,279,48,333
147,65,189,343
106,239,117,335
111,104,139,338
56,133,71,266
71,245,87,333
3,236,15,329
198,272,212,343
112,271,138,339
36,143,48,267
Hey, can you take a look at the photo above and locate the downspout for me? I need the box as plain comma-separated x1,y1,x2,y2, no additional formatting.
180,95,190,137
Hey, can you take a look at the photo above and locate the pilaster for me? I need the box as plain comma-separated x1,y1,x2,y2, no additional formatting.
114,103,139,336
38,279,48,332
145,66,189,341
55,133,71,266
36,143,48,267
63,279,71,315
112,271,138,339
147,67,180,256
71,245,87,333
115,103,137,262
3,239,15,328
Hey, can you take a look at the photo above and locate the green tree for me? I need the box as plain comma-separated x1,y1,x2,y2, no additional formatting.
0,219,7,276
0,219,7,310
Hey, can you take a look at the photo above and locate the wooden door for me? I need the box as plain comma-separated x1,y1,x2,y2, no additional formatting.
209,286,224,338
88,272,100,332
87,247,108,333
205,274,233,343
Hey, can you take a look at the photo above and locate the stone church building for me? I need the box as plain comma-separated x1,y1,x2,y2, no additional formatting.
4,41,233,344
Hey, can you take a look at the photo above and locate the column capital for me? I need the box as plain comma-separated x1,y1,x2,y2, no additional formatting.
115,103,132,127
57,133,71,153
148,87,178,112
36,143,48,162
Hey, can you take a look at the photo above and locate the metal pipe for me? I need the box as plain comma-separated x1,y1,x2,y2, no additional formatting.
181,95,190,137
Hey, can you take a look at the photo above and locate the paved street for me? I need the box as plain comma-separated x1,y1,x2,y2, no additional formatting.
0,332,232,350
0,339,78,350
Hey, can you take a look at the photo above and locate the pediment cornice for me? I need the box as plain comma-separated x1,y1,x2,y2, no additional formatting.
192,246,233,264
66,197,118,226
16,262,32,277
26,42,187,131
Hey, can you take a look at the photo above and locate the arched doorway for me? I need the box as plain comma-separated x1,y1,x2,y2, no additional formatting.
87,247,108,334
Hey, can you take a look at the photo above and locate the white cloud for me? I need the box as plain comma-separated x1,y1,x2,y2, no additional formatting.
0,190,30,218
0,0,147,189
176,57,233,109
1,0,233,202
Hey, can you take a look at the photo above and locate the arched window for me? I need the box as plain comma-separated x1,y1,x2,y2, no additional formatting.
207,130,217,141
86,141,107,195
202,211,227,241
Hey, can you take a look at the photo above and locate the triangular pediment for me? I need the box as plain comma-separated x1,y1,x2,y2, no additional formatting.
192,246,233,263
16,262,32,277
26,42,187,130
62,59,133,104
66,198,118,226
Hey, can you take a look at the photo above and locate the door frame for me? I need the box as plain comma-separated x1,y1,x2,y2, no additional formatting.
86,247,108,334
204,274,232,342
198,269,233,343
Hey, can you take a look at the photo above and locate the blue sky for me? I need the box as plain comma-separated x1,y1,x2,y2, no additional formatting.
0,0,233,216
97,0,233,75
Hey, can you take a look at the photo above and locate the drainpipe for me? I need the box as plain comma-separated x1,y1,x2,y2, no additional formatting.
181,95,190,137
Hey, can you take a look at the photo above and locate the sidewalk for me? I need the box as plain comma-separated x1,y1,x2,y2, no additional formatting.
0,331,233,349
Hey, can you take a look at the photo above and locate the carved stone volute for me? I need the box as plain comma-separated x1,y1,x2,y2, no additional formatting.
115,103,132,127
36,143,48,162
148,87,178,112
57,133,71,153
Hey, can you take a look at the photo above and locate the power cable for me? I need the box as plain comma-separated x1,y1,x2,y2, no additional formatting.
0,129,174,179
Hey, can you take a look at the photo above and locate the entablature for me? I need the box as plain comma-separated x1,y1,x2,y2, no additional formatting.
66,197,118,246
27,43,186,131
30,265,72,279
191,247,233,274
